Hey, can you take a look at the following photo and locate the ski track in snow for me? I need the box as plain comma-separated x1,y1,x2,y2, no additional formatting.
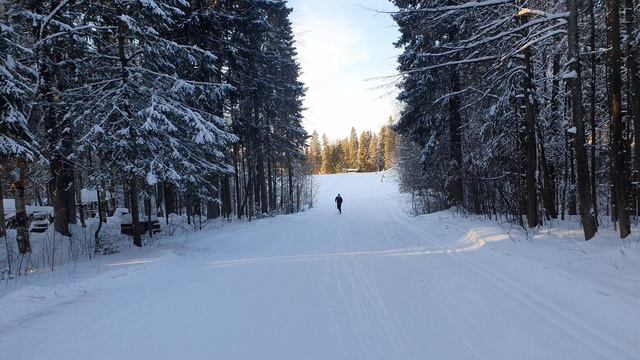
1,172,639,360
383,194,638,360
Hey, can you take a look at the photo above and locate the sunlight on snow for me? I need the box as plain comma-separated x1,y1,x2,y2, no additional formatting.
104,258,159,267
205,238,485,269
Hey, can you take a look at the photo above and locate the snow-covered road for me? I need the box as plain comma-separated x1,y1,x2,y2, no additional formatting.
1,172,639,359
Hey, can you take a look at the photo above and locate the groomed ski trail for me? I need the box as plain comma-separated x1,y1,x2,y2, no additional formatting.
1,172,639,360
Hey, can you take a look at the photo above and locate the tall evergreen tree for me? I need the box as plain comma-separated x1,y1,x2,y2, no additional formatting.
357,131,371,171
0,9,38,253
349,127,359,169
308,131,322,174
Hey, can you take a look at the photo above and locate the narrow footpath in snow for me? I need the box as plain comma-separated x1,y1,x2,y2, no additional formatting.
1,172,639,360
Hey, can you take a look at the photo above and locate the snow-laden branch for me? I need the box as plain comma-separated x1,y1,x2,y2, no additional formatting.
395,0,516,14
36,25,118,46
400,56,499,75
38,0,72,37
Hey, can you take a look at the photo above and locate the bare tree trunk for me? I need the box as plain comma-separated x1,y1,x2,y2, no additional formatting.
122,182,129,214
273,163,279,210
109,182,116,214
279,165,284,211
607,0,631,238
94,188,103,254
221,175,232,218
186,191,192,225
206,176,220,219
34,187,43,206
99,187,107,223
51,159,70,236
0,172,7,242
246,145,254,221
155,183,163,219
266,127,276,211
625,0,640,217
561,131,569,220
537,125,557,219
163,183,175,217
130,178,142,247
518,107,527,223
11,163,31,254
288,161,294,214
75,170,85,228
257,144,268,214
146,196,152,238
568,135,577,216
523,46,539,227
267,156,274,211
588,0,599,225
234,145,243,219
0,174,6,237
35,0,74,236
65,167,76,225
448,24,464,206
116,14,142,245
567,0,598,239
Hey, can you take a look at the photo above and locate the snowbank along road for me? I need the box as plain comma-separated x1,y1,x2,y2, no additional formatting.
1,172,639,359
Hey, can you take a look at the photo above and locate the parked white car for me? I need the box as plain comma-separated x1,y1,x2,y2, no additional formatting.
29,212,50,233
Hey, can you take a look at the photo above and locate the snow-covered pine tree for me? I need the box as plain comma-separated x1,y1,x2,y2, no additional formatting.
308,131,322,174
265,0,308,213
348,127,359,169
70,0,236,246
606,0,631,238
0,10,39,253
391,0,608,237
321,134,332,174
357,131,371,171
0,12,37,164
0,0,310,268
9,0,95,236
178,0,238,220
376,128,386,171
368,133,378,172
219,0,307,216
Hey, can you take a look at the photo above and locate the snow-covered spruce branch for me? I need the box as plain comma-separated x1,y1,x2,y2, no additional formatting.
35,25,118,47
400,55,499,74
393,0,517,14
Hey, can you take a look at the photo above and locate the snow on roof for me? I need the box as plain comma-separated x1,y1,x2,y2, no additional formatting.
80,189,113,205
3,199,15,210
2,199,53,219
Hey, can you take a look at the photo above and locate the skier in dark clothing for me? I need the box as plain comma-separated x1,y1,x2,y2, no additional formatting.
335,194,343,214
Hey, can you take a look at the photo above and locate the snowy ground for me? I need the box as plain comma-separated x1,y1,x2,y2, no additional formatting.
1,172,639,360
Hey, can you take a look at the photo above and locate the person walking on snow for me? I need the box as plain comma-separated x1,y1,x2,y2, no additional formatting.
335,194,343,214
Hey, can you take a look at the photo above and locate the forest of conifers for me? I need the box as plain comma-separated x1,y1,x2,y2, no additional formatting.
307,122,400,175
392,0,640,240
0,0,310,255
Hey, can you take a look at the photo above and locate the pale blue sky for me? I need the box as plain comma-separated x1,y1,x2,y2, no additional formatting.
288,0,400,139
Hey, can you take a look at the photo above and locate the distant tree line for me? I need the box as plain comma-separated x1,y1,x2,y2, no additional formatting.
0,0,311,257
308,119,399,175
392,0,640,240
